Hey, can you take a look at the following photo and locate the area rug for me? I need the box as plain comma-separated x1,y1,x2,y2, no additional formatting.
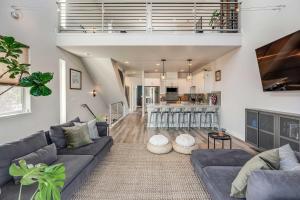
71,143,211,200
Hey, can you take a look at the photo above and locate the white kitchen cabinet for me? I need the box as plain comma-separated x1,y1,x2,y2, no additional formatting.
144,78,160,86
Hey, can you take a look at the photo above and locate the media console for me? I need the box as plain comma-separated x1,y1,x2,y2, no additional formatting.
246,108,300,151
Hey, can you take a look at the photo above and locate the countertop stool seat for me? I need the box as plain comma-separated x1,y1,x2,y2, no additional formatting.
170,107,182,130
149,107,161,128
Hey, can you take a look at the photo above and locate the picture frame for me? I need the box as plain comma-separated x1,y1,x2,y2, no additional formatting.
70,68,82,90
215,70,221,81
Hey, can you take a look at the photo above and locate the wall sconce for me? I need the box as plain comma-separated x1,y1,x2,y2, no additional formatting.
92,89,96,97
11,6,21,20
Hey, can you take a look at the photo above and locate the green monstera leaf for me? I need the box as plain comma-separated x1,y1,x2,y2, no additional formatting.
9,160,65,200
0,36,27,58
19,72,53,96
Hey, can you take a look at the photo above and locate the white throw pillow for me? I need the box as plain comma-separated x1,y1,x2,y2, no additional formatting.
149,135,169,146
175,134,195,147
279,144,300,170
74,119,99,139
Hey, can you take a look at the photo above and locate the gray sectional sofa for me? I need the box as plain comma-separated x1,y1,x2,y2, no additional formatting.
0,118,113,200
191,149,300,200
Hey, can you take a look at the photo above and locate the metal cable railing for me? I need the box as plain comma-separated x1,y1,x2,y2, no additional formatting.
109,101,124,125
57,1,240,33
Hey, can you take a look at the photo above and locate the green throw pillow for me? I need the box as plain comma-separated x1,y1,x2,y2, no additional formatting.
230,148,279,198
63,124,93,148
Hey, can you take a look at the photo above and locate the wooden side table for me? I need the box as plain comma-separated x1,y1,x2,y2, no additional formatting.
208,132,232,149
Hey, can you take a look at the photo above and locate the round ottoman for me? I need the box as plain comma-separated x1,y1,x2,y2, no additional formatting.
173,134,198,155
147,135,172,154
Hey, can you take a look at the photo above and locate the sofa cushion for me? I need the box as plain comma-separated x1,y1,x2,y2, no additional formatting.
63,125,93,149
0,131,47,186
12,143,57,183
191,149,253,169
54,154,93,187
49,117,80,149
0,154,93,200
230,149,279,198
203,166,243,200
57,136,113,156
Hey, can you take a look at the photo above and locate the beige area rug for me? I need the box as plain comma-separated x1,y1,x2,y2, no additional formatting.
71,143,211,200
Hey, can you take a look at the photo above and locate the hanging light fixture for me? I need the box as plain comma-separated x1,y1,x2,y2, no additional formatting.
187,59,192,81
161,59,166,80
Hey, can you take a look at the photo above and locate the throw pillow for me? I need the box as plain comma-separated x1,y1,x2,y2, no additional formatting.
279,144,300,170
74,119,99,139
49,117,80,148
63,124,93,148
12,143,57,183
230,148,279,198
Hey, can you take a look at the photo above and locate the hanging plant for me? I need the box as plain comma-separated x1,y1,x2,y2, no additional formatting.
0,36,53,96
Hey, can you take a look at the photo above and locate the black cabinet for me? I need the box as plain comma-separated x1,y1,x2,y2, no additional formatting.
246,109,300,151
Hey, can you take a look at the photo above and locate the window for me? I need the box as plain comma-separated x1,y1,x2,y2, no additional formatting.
0,40,31,117
0,86,30,117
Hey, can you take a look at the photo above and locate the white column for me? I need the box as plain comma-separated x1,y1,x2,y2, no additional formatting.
142,70,145,117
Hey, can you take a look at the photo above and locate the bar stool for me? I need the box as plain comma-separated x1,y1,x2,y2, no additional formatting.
181,107,193,130
204,106,219,128
171,107,182,130
150,107,161,128
160,107,170,129
192,106,205,128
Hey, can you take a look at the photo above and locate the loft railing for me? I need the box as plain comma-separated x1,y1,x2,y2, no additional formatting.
57,1,240,33
109,101,124,125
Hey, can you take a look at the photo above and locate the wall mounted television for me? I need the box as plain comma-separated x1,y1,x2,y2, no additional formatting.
255,30,300,91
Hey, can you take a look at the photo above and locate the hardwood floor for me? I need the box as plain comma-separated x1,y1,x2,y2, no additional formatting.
110,111,257,154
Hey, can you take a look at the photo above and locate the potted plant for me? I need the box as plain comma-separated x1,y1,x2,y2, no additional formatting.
0,36,53,96
9,160,65,200
209,10,222,30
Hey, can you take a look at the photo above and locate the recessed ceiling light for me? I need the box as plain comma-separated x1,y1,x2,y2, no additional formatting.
180,69,185,72
125,61,129,64
156,63,160,66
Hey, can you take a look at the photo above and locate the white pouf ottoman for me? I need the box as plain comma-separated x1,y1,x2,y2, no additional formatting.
173,134,198,155
147,135,172,154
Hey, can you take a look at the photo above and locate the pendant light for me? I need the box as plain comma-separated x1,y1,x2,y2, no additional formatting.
187,59,192,81
161,59,166,80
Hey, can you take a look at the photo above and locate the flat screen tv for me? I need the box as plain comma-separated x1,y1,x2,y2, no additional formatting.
255,30,300,91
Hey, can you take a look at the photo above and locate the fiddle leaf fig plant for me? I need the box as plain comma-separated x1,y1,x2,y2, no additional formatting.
20,72,54,96
9,160,65,200
0,35,53,96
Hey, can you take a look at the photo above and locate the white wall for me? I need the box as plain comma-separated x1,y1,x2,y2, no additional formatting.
125,76,142,112
203,0,300,140
59,50,108,121
0,0,107,143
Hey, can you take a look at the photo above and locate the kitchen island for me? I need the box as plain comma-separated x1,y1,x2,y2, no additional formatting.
147,103,219,128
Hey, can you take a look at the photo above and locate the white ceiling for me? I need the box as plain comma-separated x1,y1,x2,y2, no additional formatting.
62,45,238,73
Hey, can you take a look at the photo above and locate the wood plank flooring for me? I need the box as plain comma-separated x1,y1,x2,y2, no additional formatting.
110,111,257,154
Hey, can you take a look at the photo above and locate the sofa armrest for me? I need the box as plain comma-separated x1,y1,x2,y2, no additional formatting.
246,170,300,200
96,122,109,137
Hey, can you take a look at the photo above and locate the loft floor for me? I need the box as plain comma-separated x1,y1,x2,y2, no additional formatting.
110,111,256,154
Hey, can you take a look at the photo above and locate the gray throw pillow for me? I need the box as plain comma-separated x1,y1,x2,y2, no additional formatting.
49,117,80,149
12,143,57,183
74,119,99,139
230,148,279,198
63,124,93,149
279,144,300,170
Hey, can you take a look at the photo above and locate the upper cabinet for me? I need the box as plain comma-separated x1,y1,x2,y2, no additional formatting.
144,71,214,94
